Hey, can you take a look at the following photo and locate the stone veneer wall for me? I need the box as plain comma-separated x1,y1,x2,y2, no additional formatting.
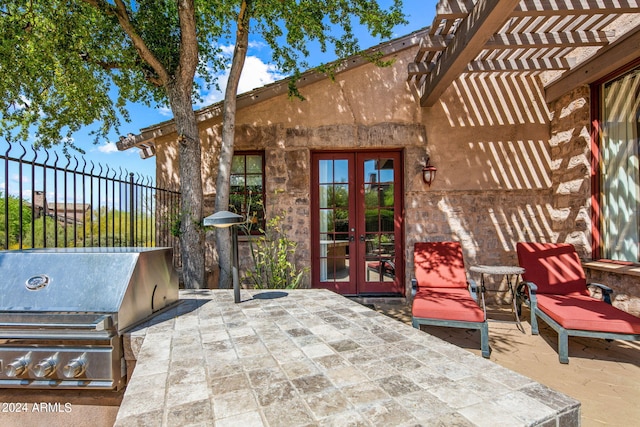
152,42,638,312
198,122,428,292
549,85,640,317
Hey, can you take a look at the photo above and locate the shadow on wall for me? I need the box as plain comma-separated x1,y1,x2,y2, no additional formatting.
412,74,591,272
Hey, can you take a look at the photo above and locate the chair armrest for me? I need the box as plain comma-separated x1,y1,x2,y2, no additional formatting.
517,281,537,294
411,278,417,298
587,282,613,304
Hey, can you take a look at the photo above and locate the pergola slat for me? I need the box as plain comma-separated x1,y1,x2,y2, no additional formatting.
409,0,640,107
419,0,522,107
467,57,576,72
485,30,614,48
513,0,640,17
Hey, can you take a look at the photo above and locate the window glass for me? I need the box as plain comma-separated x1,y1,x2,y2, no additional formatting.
230,152,265,234
600,66,640,261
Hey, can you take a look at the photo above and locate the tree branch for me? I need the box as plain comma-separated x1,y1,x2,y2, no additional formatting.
81,0,171,86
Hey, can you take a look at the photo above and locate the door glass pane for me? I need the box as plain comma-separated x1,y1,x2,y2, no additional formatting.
319,160,333,184
334,184,349,208
380,209,394,232
334,160,349,183
365,209,380,232
319,184,332,209
318,159,350,284
364,186,378,209
319,210,332,233
363,156,397,284
335,209,349,233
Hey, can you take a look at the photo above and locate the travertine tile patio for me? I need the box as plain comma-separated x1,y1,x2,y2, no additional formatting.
117,289,580,426
371,299,640,427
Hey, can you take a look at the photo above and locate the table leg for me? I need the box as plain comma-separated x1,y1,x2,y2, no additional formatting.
507,274,525,333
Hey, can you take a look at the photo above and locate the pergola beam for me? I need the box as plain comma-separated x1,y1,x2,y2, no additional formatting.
467,57,576,72
435,0,476,19
513,0,640,16
545,25,640,102
485,31,614,49
420,0,522,107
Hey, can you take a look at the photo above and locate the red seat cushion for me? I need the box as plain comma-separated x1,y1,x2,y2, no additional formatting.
536,294,640,334
414,242,467,289
412,288,485,323
516,242,589,296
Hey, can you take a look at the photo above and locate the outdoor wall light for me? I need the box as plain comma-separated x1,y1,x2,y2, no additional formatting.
203,210,244,303
422,156,437,187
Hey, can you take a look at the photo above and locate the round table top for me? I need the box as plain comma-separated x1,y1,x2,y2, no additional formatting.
469,265,525,275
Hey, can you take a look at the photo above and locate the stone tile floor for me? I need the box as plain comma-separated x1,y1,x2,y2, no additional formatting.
117,290,580,426
370,300,640,427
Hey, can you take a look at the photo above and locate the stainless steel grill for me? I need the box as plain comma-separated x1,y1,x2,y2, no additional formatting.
0,247,178,390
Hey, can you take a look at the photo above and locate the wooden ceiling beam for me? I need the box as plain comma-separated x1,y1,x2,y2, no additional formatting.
420,0,522,107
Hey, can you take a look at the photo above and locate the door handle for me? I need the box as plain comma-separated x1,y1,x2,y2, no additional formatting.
359,235,365,242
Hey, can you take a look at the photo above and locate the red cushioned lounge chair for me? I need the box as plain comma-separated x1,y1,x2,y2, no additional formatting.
516,242,640,363
412,242,490,358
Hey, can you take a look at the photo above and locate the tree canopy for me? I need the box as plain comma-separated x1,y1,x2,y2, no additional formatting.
1,0,406,288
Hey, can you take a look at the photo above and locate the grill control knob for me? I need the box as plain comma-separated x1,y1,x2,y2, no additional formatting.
63,354,87,378
33,354,59,378
5,353,31,377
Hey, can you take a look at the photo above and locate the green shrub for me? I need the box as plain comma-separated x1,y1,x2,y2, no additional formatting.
242,213,306,289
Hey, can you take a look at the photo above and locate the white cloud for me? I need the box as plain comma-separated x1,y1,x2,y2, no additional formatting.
219,44,235,55
97,142,118,154
158,106,173,117
195,55,286,109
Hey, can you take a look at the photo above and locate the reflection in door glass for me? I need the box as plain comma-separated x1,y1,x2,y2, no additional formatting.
363,158,395,283
318,159,350,283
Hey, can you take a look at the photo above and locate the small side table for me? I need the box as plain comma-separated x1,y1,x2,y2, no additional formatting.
469,265,525,333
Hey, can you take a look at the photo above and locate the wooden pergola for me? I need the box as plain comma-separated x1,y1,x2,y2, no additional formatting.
409,0,640,106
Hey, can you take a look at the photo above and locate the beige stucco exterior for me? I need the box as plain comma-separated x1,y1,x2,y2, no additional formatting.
147,30,639,316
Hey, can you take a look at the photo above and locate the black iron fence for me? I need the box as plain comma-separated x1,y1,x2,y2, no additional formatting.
1,140,181,266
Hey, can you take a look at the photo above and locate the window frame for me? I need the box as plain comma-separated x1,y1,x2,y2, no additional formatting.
591,58,640,261
229,151,266,235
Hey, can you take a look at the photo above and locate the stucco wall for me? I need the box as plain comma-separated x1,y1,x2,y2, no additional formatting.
152,38,639,312
410,74,558,299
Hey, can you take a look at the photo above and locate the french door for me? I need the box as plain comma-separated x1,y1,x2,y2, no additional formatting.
311,151,404,295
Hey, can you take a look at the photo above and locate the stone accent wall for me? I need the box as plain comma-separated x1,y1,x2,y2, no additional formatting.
202,122,427,290
549,86,640,317
584,268,640,317
548,86,592,255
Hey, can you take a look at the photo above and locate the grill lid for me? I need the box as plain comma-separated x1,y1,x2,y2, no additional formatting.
0,247,178,332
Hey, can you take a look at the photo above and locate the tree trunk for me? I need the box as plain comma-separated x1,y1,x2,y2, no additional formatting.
169,80,205,289
215,1,251,290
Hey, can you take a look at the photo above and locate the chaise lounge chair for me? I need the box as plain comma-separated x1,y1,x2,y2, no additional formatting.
516,242,640,363
411,241,490,358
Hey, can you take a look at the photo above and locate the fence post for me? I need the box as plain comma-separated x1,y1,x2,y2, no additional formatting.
129,172,135,247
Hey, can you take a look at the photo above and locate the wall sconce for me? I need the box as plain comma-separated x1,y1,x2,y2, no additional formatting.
422,156,437,187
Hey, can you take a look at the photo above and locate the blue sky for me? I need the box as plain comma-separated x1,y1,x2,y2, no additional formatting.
73,1,434,180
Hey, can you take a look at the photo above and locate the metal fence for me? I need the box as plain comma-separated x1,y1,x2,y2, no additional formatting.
1,140,181,266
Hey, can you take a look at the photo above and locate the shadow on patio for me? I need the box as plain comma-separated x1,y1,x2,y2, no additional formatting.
372,301,640,427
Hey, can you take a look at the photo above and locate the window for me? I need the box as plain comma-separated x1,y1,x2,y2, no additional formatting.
598,65,640,262
230,152,265,234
